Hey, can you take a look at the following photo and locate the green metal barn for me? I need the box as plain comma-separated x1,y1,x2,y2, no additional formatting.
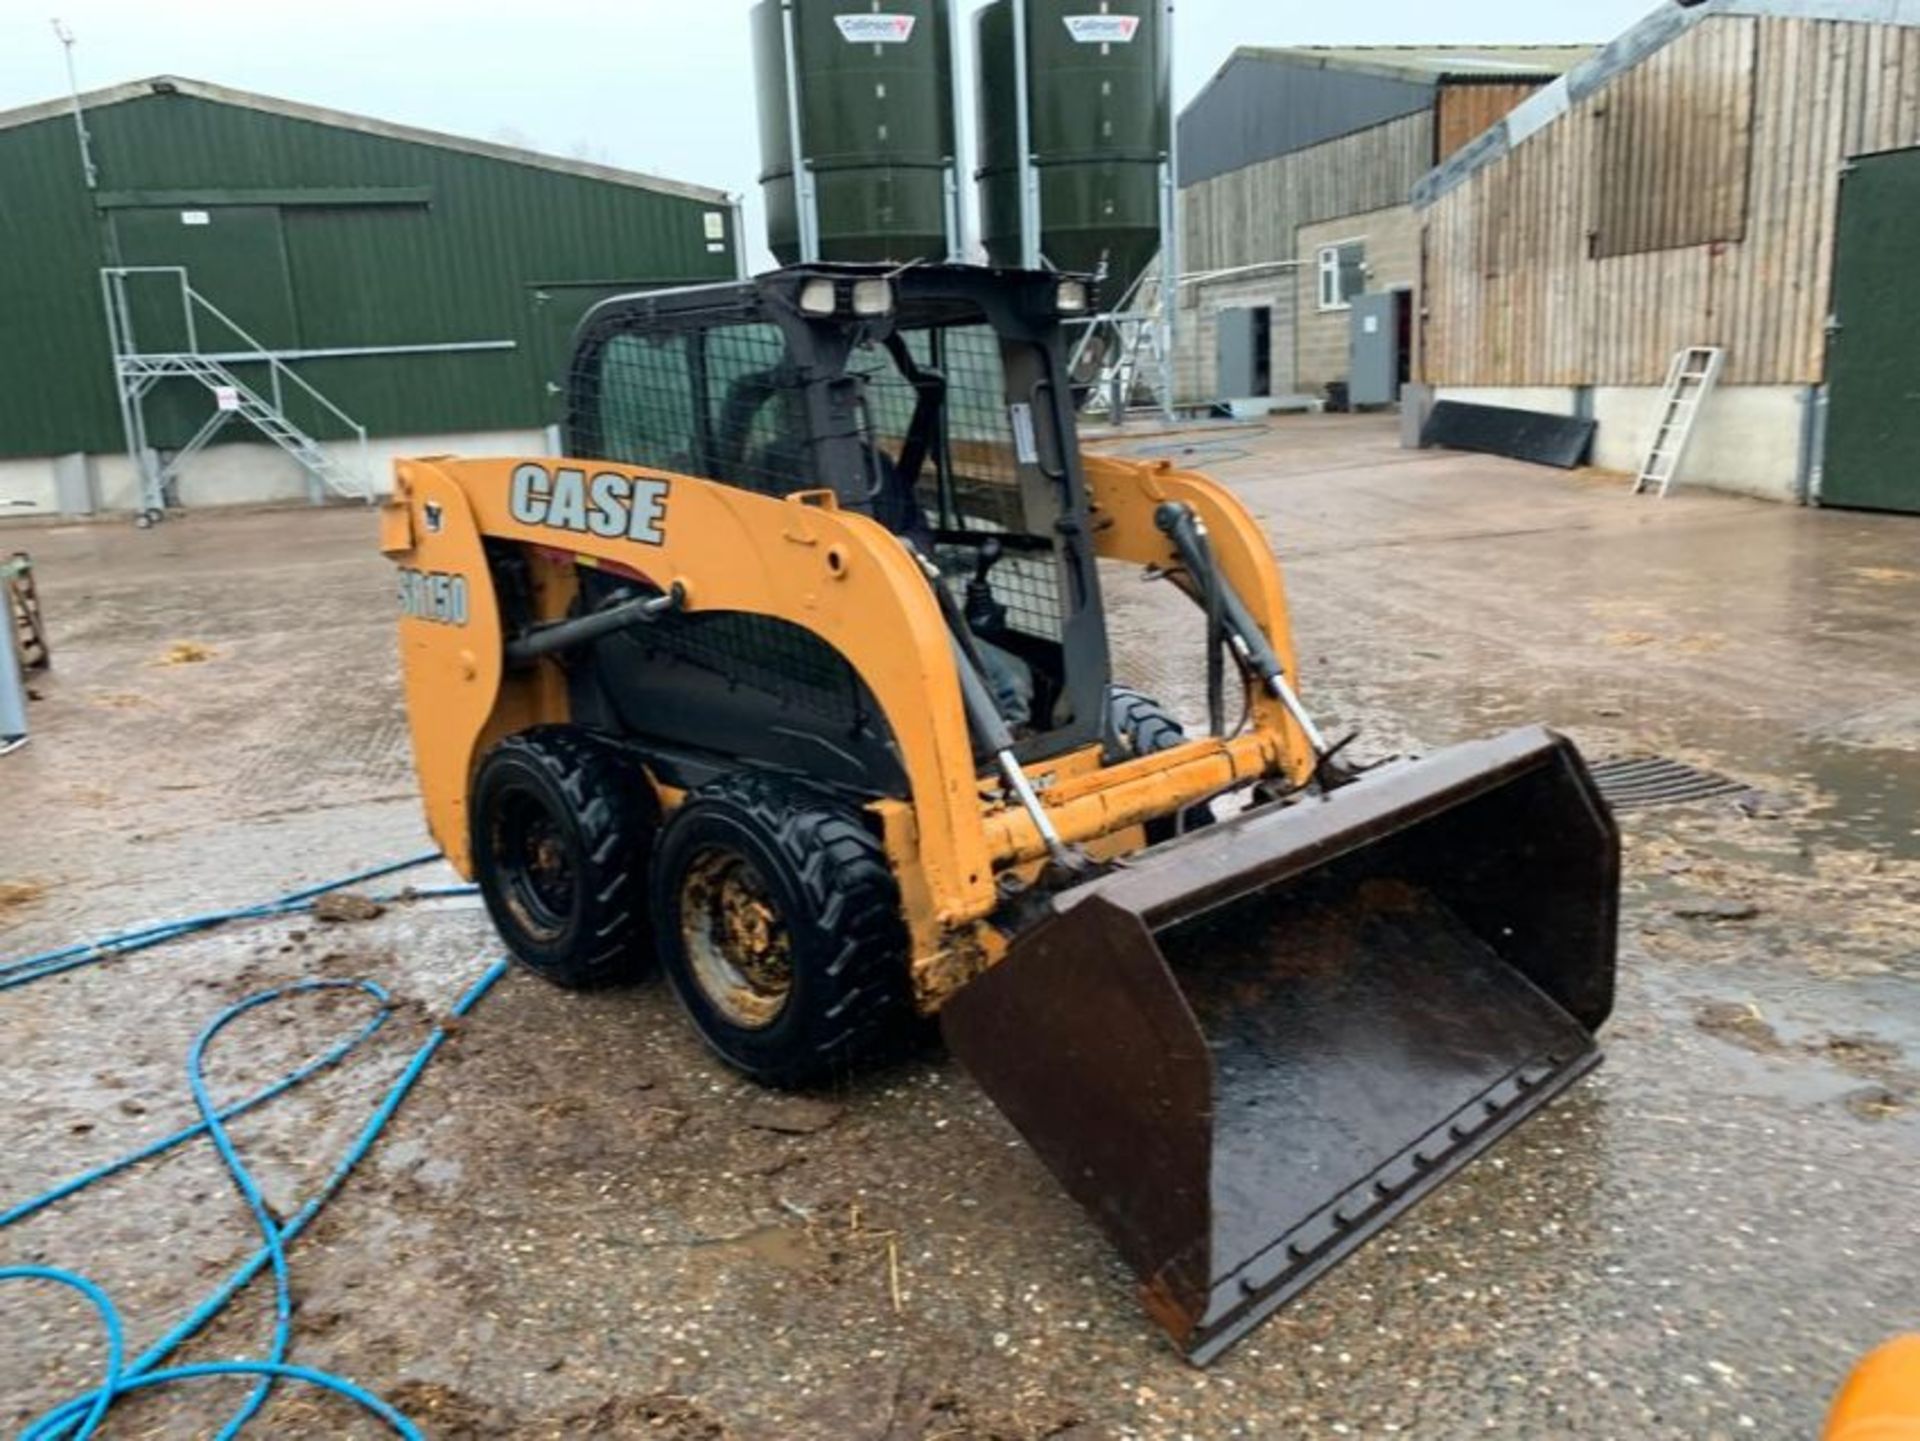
0,75,740,517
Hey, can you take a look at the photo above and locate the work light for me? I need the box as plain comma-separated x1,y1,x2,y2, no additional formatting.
851,279,895,316
799,278,838,316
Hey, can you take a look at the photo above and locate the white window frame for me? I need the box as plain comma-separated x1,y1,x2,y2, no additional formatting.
1317,239,1368,313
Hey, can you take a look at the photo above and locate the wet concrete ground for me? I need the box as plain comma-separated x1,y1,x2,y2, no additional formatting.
3,414,1917,1438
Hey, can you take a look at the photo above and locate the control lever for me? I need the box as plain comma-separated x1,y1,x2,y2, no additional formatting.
964,537,1009,641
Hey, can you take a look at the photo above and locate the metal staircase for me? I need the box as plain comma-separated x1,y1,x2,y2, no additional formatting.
1633,345,1725,498
1067,266,1176,426
102,267,374,524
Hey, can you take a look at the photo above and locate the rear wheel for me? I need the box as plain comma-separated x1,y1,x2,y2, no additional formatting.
651,773,917,1088
471,726,657,989
1111,687,1216,844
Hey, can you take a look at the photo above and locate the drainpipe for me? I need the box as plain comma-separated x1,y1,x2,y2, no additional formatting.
729,193,750,281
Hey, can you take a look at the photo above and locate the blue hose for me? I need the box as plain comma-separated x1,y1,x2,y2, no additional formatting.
0,988,391,1229
1,859,507,1439
1,1270,421,1440
0,853,478,993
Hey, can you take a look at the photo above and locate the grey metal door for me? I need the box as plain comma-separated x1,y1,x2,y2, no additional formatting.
1349,293,1399,407
1216,307,1270,401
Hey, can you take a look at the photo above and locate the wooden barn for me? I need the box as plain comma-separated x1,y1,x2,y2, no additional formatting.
1415,0,1920,511
1171,45,1590,410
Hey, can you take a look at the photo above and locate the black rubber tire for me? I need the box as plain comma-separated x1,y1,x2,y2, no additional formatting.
650,773,917,1089
470,726,657,990
1110,687,1216,844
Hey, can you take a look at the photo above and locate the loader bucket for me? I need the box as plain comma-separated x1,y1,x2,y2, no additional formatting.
941,726,1619,1365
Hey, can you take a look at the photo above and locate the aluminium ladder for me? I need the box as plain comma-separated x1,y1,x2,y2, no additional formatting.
1634,346,1725,497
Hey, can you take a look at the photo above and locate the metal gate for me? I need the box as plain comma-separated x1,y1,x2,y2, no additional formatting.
1823,147,1920,514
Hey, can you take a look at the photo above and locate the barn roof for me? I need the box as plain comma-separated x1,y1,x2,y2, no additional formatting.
1227,45,1596,86
0,75,731,206
1180,43,1592,185
1415,0,1920,208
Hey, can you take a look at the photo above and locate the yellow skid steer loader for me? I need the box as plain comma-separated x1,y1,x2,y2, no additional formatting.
383,264,1619,1363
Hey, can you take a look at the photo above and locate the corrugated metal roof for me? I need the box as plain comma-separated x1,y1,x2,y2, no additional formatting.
1416,0,1920,208
1178,40,1594,183
1178,55,1434,185
0,75,729,204
1227,44,1597,84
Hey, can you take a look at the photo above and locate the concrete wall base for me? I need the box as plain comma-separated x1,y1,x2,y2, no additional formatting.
1590,385,1805,502
1433,385,1807,502
0,429,552,518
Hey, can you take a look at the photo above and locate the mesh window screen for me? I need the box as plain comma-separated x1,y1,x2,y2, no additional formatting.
596,332,701,476
705,323,811,498
857,325,1068,643
592,322,814,497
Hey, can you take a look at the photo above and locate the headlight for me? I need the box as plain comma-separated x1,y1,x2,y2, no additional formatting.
851,278,895,316
799,278,838,316
1056,279,1091,315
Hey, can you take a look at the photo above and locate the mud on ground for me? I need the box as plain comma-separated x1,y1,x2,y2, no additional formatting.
3,416,1918,1438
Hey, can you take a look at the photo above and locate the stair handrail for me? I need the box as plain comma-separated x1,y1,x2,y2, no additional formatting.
101,266,373,497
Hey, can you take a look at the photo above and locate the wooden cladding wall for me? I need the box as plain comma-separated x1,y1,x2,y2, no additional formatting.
1182,111,1432,273
1592,21,1757,258
1435,82,1550,162
1422,16,1920,389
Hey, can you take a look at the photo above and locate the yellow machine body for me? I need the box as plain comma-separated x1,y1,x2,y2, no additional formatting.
382,450,1308,1009
1830,1338,1920,1441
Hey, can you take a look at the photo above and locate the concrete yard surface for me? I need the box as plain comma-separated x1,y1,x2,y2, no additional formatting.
3,414,1918,1439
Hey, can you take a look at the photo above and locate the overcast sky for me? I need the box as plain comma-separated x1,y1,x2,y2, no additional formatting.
3,1,1661,265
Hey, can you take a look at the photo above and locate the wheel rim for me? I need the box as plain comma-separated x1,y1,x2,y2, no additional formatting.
492,788,576,942
679,845,793,1030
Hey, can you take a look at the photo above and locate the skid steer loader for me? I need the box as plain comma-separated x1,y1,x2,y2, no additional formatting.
382,263,1619,1363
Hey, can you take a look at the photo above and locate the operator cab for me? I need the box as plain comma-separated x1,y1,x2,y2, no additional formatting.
560,264,1113,799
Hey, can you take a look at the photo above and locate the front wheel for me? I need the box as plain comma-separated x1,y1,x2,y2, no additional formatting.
650,774,917,1089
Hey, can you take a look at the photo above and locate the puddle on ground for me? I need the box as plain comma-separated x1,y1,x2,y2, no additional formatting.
1645,967,1920,1124
1793,740,1920,862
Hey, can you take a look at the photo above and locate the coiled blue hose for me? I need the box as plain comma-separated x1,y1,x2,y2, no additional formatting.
0,857,505,1438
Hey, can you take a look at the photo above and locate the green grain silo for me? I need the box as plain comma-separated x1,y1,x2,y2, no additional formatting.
752,0,962,265
976,0,1170,300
